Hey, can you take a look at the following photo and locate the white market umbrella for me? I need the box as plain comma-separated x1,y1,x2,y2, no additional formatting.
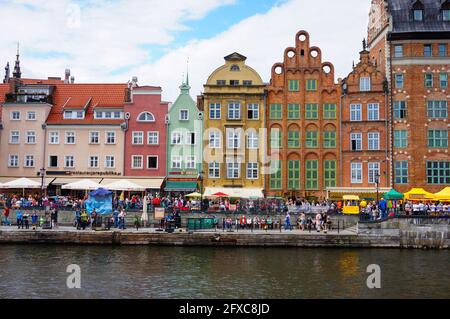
62,179,103,191
104,179,146,191
2,178,41,189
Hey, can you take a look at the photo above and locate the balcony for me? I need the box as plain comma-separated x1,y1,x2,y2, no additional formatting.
5,93,53,104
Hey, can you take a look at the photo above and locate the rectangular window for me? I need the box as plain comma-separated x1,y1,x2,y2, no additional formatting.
324,160,336,188
414,9,423,21
288,104,300,119
171,132,183,145
105,131,116,144
440,73,448,88
10,111,20,120
180,110,189,121
270,130,282,149
428,130,448,148
427,101,448,118
64,111,85,119
186,156,196,170
360,77,371,91
209,131,221,149
147,156,158,169
105,156,115,169
209,103,221,119
230,80,240,86
394,130,408,148
394,45,403,58
306,79,317,91
132,156,143,169
394,101,407,119
368,103,380,121
270,104,282,120
395,161,409,184
65,156,75,168
26,131,36,144
228,103,241,120
243,80,252,86
351,163,363,184
306,160,318,190
368,162,381,184
323,103,337,119
424,73,433,88
305,131,318,148
8,155,19,168
443,10,450,21
247,104,259,120
424,44,432,57
288,160,300,190
49,156,58,168
427,161,450,184
324,131,336,148
27,112,36,121
89,156,99,168
171,156,182,169
368,132,380,150
305,103,318,120
350,104,362,121
350,133,362,151
148,132,159,145
270,160,282,190
227,129,241,149
216,80,226,86
132,132,144,145
10,131,20,144
247,131,259,149
438,43,447,57
186,132,196,145
87,131,99,144
208,162,220,179
226,159,240,179
24,155,35,168
247,163,259,180
288,80,300,92
49,132,59,144
395,74,404,89
288,131,300,148
65,132,76,144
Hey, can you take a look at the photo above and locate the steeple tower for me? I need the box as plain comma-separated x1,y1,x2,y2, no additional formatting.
179,59,191,94
3,62,10,83
13,43,21,79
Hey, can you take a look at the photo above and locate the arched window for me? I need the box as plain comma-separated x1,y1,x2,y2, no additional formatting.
137,112,155,122
230,65,240,72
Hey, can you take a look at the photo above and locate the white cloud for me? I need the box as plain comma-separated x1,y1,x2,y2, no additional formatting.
0,0,371,102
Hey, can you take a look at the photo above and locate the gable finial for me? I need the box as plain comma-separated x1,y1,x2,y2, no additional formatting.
363,38,367,51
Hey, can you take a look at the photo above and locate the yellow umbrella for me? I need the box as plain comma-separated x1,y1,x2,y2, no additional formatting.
434,187,450,202
120,191,125,201
186,192,202,198
404,188,435,201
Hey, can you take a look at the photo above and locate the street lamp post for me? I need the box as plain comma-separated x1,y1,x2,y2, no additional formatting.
375,173,381,204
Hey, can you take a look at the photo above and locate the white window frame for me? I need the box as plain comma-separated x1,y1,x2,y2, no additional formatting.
64,156,75,169
360,77,371,92
64,110,85,120
27,111,36,121
227,129,241,149
247,163,259,180
350,104,362,121
26,131,36,145
10,111,20,121
179,109,189,121
368,132,380,151
132,155,144,169
49,131,60,145
137,112,155,122
132,132,144,145
24,155,35,168
208,162,220,179
89,156,99,169
247,131,259,149
247,104,259,120
89,131,100,145
350,133,363,151
367,103,380,121
147,156,159,170
105,131,116,145
210,103,221,120
186,132,196,145
228,103,241,120
227,160,240,179
186,156,196,170
105,156,115,169
8,154,19,168
209,131,221,149
368,162,381,184
65,131,76,145
351,162,363,184
171,132,183,145
10,131,20,144
148,132,159,145
171,156,182,169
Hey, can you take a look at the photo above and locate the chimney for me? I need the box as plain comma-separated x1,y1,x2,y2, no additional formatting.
64,69,71,84
70,76,75,84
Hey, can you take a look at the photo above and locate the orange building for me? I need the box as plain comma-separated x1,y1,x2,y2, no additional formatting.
266,31,340,199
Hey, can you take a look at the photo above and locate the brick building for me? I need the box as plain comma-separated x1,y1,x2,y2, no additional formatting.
266,31,340,199
367,0,450,193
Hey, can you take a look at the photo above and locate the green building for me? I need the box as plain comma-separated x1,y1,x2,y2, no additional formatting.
165,76,203,194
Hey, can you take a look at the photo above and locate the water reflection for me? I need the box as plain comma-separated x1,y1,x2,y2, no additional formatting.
0,246,448,299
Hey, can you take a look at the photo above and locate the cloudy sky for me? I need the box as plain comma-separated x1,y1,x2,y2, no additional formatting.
0,0,370,101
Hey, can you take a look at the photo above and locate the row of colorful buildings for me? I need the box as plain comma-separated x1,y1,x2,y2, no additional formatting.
0,0,449,200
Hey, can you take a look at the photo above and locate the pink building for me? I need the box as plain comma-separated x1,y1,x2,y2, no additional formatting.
124,85,169,188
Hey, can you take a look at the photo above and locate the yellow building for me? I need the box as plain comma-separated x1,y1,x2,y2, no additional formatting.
202,52,266,198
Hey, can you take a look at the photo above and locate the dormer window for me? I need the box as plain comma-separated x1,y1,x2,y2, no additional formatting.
413,9,423,21
64,110,85,119
137,112,155,122
443,9,450,21
230,65,240,72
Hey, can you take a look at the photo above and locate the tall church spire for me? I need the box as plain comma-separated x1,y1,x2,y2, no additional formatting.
13,42,21,79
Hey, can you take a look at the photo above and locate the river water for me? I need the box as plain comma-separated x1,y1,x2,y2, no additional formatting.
0,245,448,299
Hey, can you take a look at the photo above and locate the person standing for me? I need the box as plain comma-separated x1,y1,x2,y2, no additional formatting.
134,214,141,231
3,206,11,226
379,198,387,219
315,212,322,233
31,212,38,230
16,210,24,229
284,213,291,231
80,211,88,230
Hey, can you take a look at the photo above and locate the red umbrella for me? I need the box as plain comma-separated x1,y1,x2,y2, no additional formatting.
212,192,230,197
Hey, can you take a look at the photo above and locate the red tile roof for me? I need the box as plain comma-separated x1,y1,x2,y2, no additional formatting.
20,78,65,85
0,84,11,120
46,83,128,125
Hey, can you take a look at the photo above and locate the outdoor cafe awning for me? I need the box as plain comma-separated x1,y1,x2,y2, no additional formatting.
51,178,102,186
165,181,198,192
0,177,54,188
204,187,264,199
